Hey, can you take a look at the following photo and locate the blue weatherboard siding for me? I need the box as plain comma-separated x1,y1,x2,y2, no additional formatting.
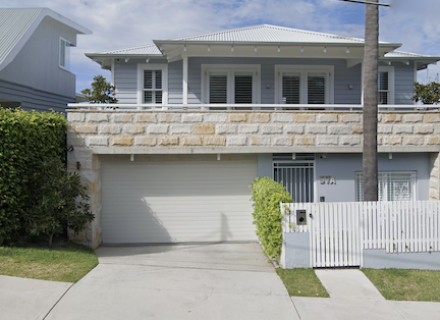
113,57,415,105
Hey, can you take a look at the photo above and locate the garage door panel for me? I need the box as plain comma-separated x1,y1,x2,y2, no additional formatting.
103,201,253,213
101,160,257,243
103,164,253,197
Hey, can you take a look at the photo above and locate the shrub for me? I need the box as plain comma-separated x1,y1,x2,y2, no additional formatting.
0,109,67,245
26,159,94,246
250,177,293,262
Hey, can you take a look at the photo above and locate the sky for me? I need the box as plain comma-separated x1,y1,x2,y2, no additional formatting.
2,0,440,92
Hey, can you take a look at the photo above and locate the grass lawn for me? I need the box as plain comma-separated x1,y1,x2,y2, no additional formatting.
276,268,329,297
0,243,98,283
362,268,440,302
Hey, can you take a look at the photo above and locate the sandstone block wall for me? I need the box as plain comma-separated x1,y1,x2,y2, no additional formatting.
66,110,440,248
67,110,440,150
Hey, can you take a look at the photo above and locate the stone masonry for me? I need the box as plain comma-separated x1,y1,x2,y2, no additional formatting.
66,110,440,248
68,111,440,151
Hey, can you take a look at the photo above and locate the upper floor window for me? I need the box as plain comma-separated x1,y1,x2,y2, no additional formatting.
59,38,70,70
356,171,416,201
202,64,260,108
143,70,162,104
137,64,168,104
378,66,394,104
275,65,334,105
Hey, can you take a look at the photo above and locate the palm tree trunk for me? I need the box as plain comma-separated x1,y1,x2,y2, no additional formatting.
363,0,379,201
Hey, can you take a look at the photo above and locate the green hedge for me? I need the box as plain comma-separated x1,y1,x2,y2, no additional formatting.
0,109,67,245
250,177,293,262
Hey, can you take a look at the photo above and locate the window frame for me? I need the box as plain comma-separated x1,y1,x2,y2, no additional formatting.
137,63,168,104
355,171,417,201
59,37,70,70
378,66,395,105
274,65,334,104
201,64,261,104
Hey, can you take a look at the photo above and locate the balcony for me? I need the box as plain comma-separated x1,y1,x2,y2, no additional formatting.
67,103,433,111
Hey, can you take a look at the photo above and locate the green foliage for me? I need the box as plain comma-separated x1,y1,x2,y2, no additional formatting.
81,75,118,103
414,81,440,105
0,109,67,245
26,159,94,246
250,177,293,262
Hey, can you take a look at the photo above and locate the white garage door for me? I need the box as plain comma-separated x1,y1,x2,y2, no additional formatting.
101,159,258,244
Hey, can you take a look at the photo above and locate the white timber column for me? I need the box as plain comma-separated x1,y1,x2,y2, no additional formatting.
111,58,115,86
183,56,188,105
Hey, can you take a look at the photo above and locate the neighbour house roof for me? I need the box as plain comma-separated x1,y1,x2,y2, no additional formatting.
0,8,91,72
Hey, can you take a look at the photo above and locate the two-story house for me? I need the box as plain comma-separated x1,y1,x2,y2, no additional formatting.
68,25,440,248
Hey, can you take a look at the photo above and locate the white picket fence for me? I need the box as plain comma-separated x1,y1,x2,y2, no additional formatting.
281,201,440,268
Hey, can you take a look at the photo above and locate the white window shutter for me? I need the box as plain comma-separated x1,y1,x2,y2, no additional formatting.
307,74,326,104
234,75,253,104
209,75,227,104
282,75,300,104
143,70,163,104
378,71,389,104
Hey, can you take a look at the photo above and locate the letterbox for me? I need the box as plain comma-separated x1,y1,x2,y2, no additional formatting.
296,210,307,225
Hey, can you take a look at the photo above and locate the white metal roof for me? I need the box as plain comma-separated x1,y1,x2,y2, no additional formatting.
86,25,439,69
0,8,91,72
90,24,401,58
98,44,162,55
173,24,366,44
384,51,435,59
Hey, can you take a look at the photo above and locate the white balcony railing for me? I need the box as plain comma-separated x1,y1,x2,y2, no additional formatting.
67,103,436,111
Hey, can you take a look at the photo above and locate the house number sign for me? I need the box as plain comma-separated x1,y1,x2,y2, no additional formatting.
320,176,336,185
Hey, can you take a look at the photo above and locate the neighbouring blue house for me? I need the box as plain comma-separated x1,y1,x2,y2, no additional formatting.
67,25,440,248
0,8,91,112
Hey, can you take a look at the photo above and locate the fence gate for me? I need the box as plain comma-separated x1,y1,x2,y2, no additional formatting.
285,203,363,268
310,203,363,267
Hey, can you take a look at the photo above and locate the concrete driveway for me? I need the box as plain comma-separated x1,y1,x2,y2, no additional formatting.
45,243,299,320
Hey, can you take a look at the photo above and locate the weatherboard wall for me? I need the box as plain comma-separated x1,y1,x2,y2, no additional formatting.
113,62,138,104
112,57,414,106
0,80,73,112
0,17,77,99
392,62,415,105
